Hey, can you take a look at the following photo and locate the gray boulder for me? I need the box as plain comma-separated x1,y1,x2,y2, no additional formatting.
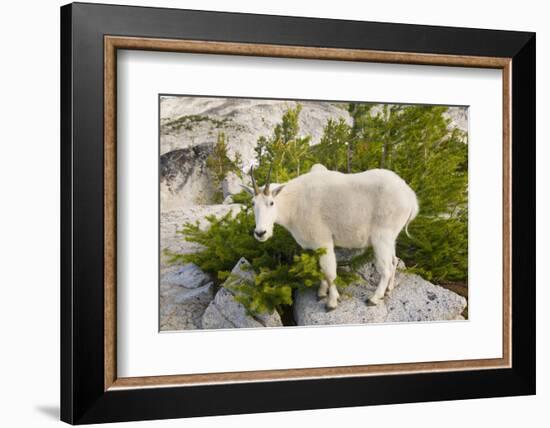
173,283,214,305
201,258,283,329
294,260,467,326
294,288,388,325
160,143,215,209
160,264,214,331
162,263,211,289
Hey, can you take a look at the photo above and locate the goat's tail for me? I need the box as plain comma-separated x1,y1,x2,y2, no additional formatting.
404,196,419,239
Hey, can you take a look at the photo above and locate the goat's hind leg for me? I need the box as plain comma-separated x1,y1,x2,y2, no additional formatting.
368,235,394,306
319,246,339,310
386,255,398,294
317,280,329,299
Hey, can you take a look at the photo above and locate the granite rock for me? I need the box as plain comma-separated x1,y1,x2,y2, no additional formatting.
159,264,214,331
201,258,283,329
162,263,211,289
294,260,467,326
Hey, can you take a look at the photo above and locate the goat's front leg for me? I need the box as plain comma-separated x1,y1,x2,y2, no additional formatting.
319,245,339,310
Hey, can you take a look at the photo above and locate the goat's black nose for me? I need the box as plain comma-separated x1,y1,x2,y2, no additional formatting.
255,230,266,238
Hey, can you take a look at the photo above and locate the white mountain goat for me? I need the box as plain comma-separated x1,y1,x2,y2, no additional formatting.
241,164,419,310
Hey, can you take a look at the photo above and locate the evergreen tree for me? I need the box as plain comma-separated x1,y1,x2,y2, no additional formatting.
206,132,242,201
255,104,312,182
311,118,351,172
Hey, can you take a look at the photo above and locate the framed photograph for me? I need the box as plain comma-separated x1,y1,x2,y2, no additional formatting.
60,2,535,424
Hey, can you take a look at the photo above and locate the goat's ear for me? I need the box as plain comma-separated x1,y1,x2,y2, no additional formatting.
272,185,285,198
240,184,256,196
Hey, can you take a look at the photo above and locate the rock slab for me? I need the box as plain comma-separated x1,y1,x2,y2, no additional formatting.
201,258,283,329
162,263,211,289
160,263,214,331
294,261,467,326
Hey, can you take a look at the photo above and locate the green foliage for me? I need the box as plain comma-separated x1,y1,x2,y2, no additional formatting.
397,212,468,282
311,118,352,172
254,104,313,182
230,190,253,205
164,114,232,132
205,132,242,202
226,249,327,315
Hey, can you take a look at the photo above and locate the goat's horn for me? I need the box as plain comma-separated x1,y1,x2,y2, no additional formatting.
249,166,260,195
264,163,273,195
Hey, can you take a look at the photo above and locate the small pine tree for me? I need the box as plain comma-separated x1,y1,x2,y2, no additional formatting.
311,118,351,172
206,132,242,202
255,104,312,182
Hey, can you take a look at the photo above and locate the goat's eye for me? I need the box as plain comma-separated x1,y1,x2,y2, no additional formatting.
270,201,274,206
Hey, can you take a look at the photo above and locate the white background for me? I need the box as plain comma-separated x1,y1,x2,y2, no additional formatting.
0,0,546,427
118,51,503,377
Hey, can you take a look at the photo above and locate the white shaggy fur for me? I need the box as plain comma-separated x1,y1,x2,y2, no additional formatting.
244,164,419,310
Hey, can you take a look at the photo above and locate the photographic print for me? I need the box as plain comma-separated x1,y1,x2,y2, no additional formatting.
159,95,469,331
61,7,534,422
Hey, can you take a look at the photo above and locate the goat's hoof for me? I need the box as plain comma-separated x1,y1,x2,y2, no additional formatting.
367,297,381,306
317,292,328,300
326,302,338,311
